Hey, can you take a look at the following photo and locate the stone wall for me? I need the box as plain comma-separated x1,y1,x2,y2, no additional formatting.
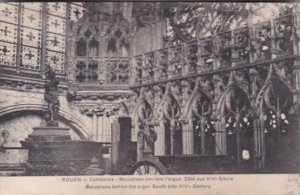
0,88,87,164
0,88,93,138
0,113,81,164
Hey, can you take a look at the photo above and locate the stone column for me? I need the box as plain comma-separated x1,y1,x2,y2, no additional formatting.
200,117,206,155
253,114,265,169
111,121,120,174
154,118,165,156
105,115,110,142
97,116,103,142
182,120,194,155
92,114,98,141
215,116,226,155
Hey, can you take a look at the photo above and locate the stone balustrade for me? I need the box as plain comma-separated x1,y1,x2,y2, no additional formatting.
131,13,299,86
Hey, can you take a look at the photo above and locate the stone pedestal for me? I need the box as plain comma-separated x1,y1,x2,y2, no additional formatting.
20,126,104,176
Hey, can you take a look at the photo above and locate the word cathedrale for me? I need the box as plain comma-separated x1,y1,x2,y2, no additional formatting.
62,176,233,182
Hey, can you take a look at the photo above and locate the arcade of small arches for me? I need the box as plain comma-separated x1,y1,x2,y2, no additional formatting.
132,63,298,171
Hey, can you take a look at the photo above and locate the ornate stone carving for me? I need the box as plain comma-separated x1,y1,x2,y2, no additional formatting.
218,31,232,67
218,72,250,116
249,68,264,117
234,27,250,63
256,64,293,112
0,130,9,151
78,102,129,117
170,80,182,106
168,45,183,76
184,41,198,74
133,55,143,84
199,37,215,70
155,49,168,79
137,123,157,155
234,69,251,95
153,84,166,121
183,78,213,124
256,64,294,114
143,52,155,82
44,66,60,126
163,3,251,46
273,14,294,55
79,104,105,116
181,79,194,110
132,2,157,28
213,72,229,103
133,87,157,155
199,75,214,97
274,60,294,86
160,83,181,155
253,21,272,60
110,58,130,84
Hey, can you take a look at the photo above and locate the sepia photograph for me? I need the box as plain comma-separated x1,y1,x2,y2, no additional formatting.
0,1,299,194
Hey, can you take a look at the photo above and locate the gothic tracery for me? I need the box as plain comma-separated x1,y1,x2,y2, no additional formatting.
0,2,299,175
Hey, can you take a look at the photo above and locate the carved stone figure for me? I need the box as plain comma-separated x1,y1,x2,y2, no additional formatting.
44,66,60,126
137,122,157,155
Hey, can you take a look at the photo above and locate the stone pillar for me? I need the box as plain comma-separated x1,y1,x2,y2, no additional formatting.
92,114,98,141
215,116,226,155
200,117,206,155
235,114,242,164
111,117,133,174
97,116,103,142
293,8,300,55
154,119,165,156
182,120,194,155
106,116,111,142
253,114,265,169
111,121,120,174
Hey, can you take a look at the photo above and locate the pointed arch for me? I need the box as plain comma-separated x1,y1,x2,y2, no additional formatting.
255,64,293,112
217,72,250,116
215,72,252,164
181,78,214,155
158,84,181,121
156,83,182,155
182,79,213,120
133,88,153,123
132,88,156,159
116,101,130,117
254,64,295,172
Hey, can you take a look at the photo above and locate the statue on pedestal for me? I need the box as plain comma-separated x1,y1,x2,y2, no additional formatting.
137,121,157,156
44,66,60,126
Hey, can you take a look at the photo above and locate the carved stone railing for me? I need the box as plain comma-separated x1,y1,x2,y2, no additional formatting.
131,13,299,86
130,11,300,171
